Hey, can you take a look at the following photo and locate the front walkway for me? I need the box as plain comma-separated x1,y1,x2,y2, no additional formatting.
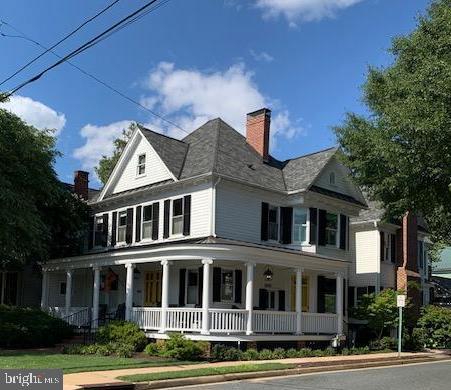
62,352,428,390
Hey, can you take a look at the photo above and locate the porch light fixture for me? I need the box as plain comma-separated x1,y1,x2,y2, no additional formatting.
263,267,273,281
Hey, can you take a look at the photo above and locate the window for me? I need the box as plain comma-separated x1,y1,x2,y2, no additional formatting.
293,208,308,243
384,232,390,262
142,205,153,239
325,212,338,246
418,241,424,269
94,216,104,246
60,282,66,295
329,171,336,185
117,211,127,242
324,294,336,313
186,270,198,305
137,154,146,176
172,198,184,235
221,270,234,302
268,205,279,241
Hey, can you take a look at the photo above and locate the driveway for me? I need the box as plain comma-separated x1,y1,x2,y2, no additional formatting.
179,360,451,390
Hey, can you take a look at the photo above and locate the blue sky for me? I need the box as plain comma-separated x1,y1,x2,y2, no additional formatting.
0,0,430,188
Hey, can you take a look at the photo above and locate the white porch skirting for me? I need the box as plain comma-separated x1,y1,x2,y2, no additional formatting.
131,307,337,335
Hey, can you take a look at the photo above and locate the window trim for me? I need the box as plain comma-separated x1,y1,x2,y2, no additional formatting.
117,209,128,244
267,204,279,242
141,204,154,241
170,197,184,237
292,207,309,245
325,212,339,247
136,153,146,177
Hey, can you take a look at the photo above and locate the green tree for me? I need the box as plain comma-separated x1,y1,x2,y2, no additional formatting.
0,107,88,269
95,122,136,185
334,0,451,246
352,289,402,341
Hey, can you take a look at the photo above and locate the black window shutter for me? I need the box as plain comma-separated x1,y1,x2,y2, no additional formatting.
198,266,203,306
126,208,134,244
348,286,355,308
339,214,347,250
318,209,327,246
380,231,385,261
280,207,293,244
102,213,109,247
309,208,317,244
152,202,160,240
259,289,269,310
111,212,117,246
278,290,286,311
163,200,170,238
88,215,94,249
317,276,325,313
368,285,376,294
391,234,396,263
135,206,142,242
234,270,242,304
213,267,221,302
178,268,186,306
183,195,191,236
261,202,269,241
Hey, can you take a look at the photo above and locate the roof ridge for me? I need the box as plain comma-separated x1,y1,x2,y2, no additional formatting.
284,146,337,163
137,123,187,144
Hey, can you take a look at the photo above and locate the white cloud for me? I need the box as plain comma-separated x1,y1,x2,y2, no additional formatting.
250,49,274,62
73,120,132,171
255,0,364,25
0,95,66,134
74,62,303,177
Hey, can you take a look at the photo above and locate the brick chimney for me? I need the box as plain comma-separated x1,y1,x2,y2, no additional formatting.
74,170,89,200
246,108,271,160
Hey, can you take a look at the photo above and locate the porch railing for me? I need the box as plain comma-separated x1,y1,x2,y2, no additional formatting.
302,313,338,334
131,307,161,330
166,308,203,332
253,310,296,333
209,309,248,333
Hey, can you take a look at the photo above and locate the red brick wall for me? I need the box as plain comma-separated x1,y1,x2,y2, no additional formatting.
246,108,271,160
74,170,89,200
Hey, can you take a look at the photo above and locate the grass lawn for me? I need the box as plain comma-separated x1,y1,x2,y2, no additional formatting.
0,350,191,374
118,362,297,382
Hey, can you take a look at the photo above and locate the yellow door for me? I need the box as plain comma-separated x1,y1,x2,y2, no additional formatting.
290,275,309,312
144,271,162,306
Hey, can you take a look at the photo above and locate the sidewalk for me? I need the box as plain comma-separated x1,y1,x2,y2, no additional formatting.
63,351,436,390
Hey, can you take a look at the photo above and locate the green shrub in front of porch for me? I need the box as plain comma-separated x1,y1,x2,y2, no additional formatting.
0,305,72,348
144,333,209,360
96,321,148,352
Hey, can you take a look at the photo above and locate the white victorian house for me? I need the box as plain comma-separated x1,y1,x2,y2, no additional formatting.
42,108,368,345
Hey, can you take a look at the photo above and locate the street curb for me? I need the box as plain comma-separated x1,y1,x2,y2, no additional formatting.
132,356,449,390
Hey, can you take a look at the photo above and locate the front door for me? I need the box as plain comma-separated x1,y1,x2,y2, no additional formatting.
144,271,162,306
290,275,309,311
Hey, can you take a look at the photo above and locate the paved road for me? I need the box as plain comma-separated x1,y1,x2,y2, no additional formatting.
180,360,451,390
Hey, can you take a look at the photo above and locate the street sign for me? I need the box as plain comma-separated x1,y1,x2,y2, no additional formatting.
397,295,406,307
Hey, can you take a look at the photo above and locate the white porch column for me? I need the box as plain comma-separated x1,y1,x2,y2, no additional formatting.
245,262,255,335
92,266,101,328
40,270,48,309
201,258,213,335
159,260,170,333
65,270,73,316
336,272,344,335
125,263,135,321
295,268,303,334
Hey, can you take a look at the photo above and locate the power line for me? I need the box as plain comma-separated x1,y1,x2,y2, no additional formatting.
0,8,186,133
4,0,166,97
0,0,121,87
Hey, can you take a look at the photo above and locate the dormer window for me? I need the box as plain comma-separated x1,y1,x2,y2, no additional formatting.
329,171,336,185
137,154,146,176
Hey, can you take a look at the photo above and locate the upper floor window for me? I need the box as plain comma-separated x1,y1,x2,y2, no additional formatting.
384,232,390,261
94,216,104,247
137,154,146,176
293,208,308,244
325,212,338,246
142,205,153,239
117,211,127,243
172,198,184,235
329,171,336,185
268,205,279,241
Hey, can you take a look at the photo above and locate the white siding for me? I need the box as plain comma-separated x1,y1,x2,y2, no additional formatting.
111,133,173,194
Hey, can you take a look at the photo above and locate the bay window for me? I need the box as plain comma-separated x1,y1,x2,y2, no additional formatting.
325,212,338,246
293,208,308,243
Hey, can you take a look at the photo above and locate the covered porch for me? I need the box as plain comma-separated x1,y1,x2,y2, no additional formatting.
42,242,347,341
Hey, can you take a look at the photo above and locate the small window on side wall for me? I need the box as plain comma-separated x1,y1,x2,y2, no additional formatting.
137,154,146,176
329,171,336,185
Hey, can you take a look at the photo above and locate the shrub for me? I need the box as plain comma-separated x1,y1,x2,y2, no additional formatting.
96,321,147,352
413,305,451,349
144,342,161,356
0,305,72,348
63,342,134,358
285,348,299,358
223,348,243,361
158,333,208,360
370,336,396,351
258,349,274,360
272,348,287,359
242,348,259,361
297,348,313,357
